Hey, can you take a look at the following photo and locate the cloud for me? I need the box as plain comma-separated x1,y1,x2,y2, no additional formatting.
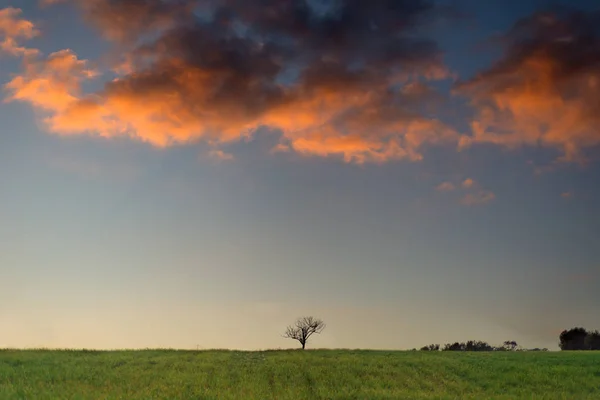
461,190,496,206
462,178,475,189
63,0,195,42
4,49,97,117
436,177,494,206
17,0,458,164
208,149,234,161
0,7,39,57
456,9,600,162
436,182,456,192
39,0,66,5
270,143,291,154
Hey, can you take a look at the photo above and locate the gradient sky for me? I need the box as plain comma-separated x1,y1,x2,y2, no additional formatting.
0,0,599,350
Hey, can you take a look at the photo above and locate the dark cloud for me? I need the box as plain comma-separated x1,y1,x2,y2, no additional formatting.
80,0,196,40
14,0,457,163
456,7,600,161
22,2,600,164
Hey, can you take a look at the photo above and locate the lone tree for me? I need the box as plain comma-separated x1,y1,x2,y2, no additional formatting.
283,316,326,350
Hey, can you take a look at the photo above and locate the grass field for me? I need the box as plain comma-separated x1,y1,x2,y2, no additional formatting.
1,349,599,399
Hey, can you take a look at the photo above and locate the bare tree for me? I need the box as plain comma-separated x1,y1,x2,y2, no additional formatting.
283,316,326,350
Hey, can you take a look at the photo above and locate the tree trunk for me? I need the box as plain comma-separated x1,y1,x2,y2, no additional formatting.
302,341,306,350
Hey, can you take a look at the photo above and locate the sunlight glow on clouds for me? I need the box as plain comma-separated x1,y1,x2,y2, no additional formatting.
5,1,457,164
456,10,600,163
4,2,600,168
0,7,39,57
5,50,97,113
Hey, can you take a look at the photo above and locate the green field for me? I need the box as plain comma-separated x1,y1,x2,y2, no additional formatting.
1,349,599,399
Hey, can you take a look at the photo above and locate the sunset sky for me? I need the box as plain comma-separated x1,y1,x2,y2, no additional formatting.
0,0,599,350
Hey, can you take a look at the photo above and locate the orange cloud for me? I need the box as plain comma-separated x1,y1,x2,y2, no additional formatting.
5,50,96,113
456,11,600,162
0,7,39,57
263,85,457,164
6,53,263,146
24,60,456,161
462,178,475,189
9,0,458,164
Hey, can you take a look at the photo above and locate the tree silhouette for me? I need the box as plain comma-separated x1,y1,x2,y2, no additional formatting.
584,330,600,350
442,342,464,351
441,341,495,351
501,341,518,351
420,340,541,352
559,327,588,350
420,344,440,351
283,316,326,350
465,340,494,351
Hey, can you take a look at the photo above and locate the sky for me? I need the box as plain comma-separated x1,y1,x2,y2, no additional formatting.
0,0,599,351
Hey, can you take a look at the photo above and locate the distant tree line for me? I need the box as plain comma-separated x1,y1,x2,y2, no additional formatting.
418,340,548,352
559,328,600,350
417,327,600,352
281,318,600,351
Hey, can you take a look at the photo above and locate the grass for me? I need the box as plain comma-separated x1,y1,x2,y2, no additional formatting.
1,349,599,399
